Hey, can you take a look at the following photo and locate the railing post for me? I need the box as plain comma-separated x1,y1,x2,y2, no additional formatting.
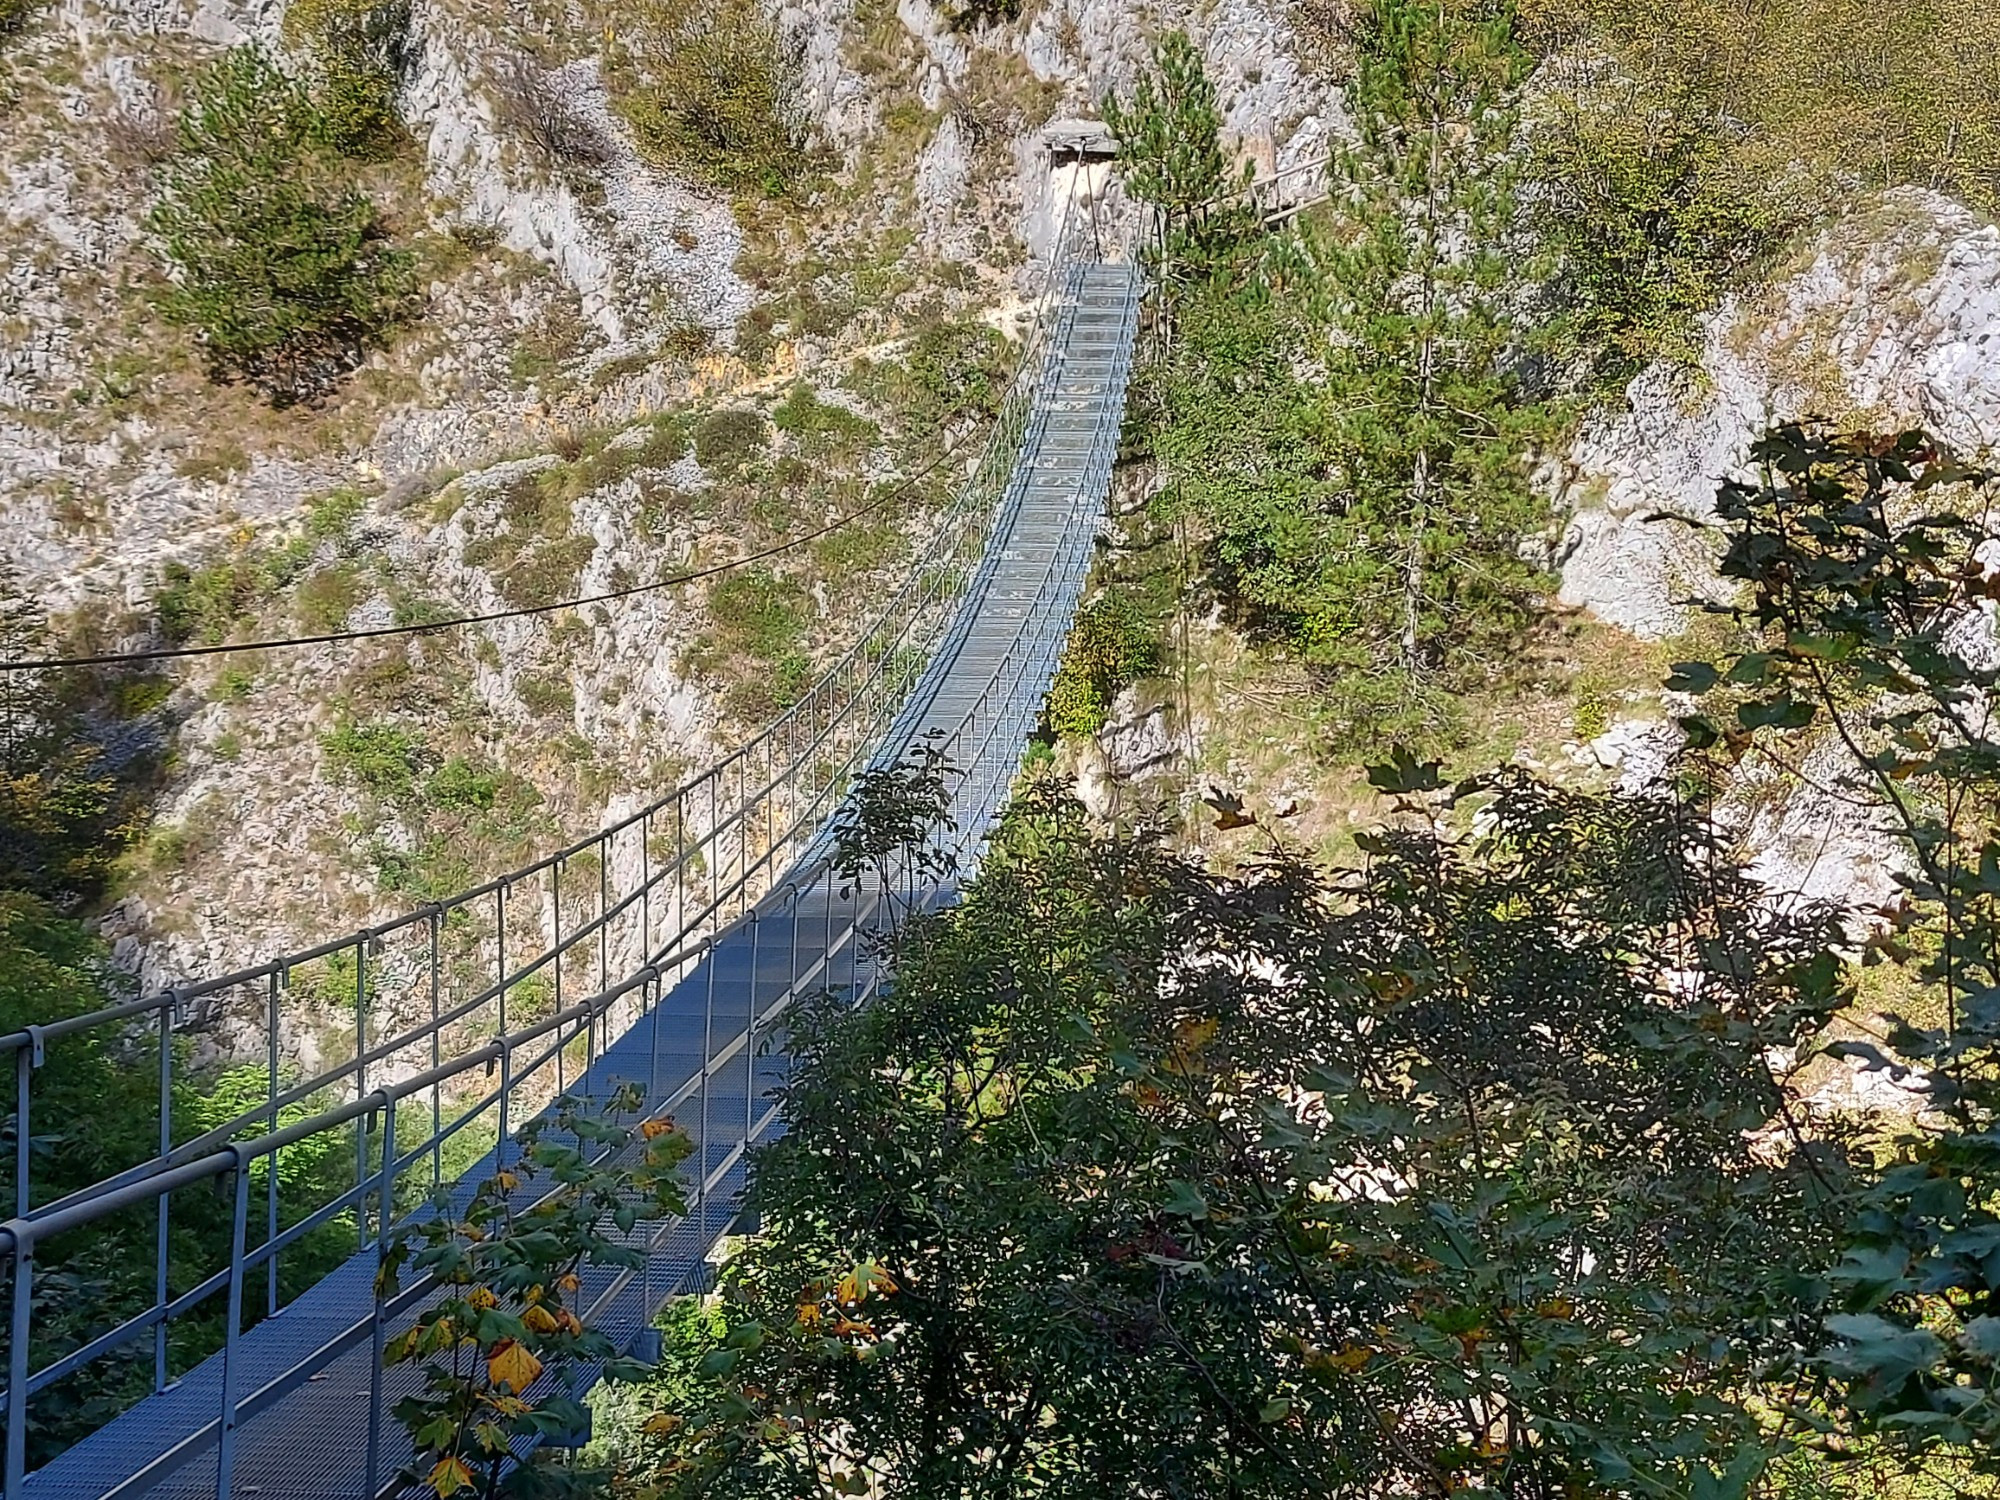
155,994,175,1393
365,1091,397,1499
7,1230,31,1497
429,908,442,1193
353,941,368,1252
214,1148,252,1500
746,913,760,1154
551,862,564,1098
266,971,280,1317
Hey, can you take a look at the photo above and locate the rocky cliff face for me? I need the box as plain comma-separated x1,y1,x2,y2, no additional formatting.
1552,189,2000,916
0,0,1333,1068
1558,190,2000,641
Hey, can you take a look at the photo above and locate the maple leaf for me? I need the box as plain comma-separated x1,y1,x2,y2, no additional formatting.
466,1286,499,1311
640,1117,677,1140
522,1304,559,1335
487,1338,543,1393
427,1456,474,1498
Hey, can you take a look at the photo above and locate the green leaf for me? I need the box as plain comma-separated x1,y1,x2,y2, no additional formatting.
1821,1312,1944,1387
1162,1180,1209,1219
696,1347,744,1379
1958,1316,2000,1361
1365,745,1445,795
1665,661,1720,694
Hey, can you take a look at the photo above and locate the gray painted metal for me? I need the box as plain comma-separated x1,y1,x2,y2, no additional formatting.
8,238,1140,1498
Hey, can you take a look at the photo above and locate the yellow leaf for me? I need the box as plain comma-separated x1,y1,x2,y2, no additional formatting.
483,1394,531,1418
1330,1343,1373,1372
493,1170,519,1193
522,1304,559,1335
556,1272,581,1294
641,1413,685,1437
487,1338,543,1393
1535,1297,1574,1320
795,1303,823,1331
428,1456,474,1497
466,1286,499,1311
640,1117,677,1140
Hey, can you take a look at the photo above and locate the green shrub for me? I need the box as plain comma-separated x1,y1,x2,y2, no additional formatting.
706,568,805,660
771,383,879,459
319,719,430,801
1048,592,1162,739
945,0,1021,29
148,46,417,404
157,558,262,645
282,0,414,161
612,0,811,194
0,0,40,42
1532,79,1787,381
426,756,500,811
1521,0,2000,373
692,407,770,472
293,564,361,632
858,319,1012,438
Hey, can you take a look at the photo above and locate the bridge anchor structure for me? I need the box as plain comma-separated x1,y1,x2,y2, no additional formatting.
0,202,1142,1499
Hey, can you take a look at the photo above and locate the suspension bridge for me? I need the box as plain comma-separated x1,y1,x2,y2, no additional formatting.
0,187,1142,1498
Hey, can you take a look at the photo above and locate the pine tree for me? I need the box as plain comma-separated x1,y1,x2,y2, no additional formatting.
1301,0,1554,742
1102,31,1254,282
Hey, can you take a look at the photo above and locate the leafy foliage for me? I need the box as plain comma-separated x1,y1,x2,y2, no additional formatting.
1522,0,2000,215
381,1087,693,1498
942,0,1021,31
148,46,417,404
0,581,158,904
1047,592,1161,739
828,735,959,922
612,0,813,195
858,319,1013,441
0,0,39,43
1529,72,1788,382
625,767,1863,1496
1518,0,2000,373
1668,424,2000,1467
282,0,415,161
0,893,353,1465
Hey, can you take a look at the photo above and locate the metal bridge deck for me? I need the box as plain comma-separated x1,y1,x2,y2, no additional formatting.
24,258,1141,1500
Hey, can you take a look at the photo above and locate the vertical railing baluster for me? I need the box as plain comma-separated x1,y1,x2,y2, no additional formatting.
155,997,173,1393
365,1091,397,1499
353,940,368,1252
6,1231,31,1496
429,909,442,1193
266,972,280,1317
214,1150,251,1500
496,884,508,1172
12,1048,28,1221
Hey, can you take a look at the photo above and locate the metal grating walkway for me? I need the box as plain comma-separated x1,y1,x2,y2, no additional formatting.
21,256,1141,1500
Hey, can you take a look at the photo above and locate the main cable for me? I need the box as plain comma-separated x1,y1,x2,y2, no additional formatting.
3,425,986,674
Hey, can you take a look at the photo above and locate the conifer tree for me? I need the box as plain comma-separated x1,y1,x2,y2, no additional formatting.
1301,0,1554,741
1103,31,1253,281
